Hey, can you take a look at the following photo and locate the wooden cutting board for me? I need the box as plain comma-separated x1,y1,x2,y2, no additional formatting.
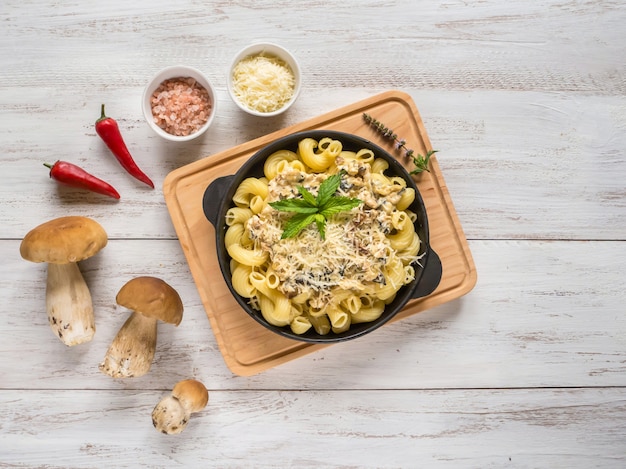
163,90,477,376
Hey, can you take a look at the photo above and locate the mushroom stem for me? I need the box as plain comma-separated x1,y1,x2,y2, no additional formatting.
152,379,209,434
46,262,95,346
99,312,157,378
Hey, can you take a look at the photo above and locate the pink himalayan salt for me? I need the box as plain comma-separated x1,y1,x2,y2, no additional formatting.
150,77,212,137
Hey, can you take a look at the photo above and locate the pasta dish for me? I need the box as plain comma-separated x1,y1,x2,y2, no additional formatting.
225,136,423,335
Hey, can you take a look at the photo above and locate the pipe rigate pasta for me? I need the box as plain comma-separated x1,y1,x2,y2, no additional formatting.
225,137,424,335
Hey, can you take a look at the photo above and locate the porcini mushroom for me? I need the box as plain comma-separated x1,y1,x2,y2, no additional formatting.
99,276,183,378
19,216,107,346
152,379,209,434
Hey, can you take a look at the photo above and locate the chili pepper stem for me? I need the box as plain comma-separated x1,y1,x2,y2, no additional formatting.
98,104,107,122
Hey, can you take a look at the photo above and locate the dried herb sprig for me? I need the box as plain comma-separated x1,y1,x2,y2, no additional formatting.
363,113,437,174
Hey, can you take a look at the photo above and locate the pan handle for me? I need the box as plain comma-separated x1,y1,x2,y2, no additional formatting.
202,175,235,227
411,247,442,299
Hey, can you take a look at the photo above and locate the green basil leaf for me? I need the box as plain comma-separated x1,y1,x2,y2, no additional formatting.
316,171,343,206
314,213,327,240
297,185,318,207
272,169,363,240
269,198,318,213
320,196,362,217
281,213,318,239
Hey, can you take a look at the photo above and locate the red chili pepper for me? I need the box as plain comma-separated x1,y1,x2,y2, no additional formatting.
45,161,121,199
95,104,154,188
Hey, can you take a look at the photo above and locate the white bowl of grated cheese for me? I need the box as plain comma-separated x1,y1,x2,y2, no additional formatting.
227,42,301,117
143,65,217,142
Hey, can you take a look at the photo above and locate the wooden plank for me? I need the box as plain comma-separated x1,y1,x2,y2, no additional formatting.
1,388,625,468
1,90,624,241
3,238,624,389
0,1,623,94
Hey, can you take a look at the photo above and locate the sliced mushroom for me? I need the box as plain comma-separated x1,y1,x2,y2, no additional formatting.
152,379,209,434
19,216,107,346
99,276,183,378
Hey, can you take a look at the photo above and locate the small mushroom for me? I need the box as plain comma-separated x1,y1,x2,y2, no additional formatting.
99,276,183,378
152,379,209,435
19,216,108,346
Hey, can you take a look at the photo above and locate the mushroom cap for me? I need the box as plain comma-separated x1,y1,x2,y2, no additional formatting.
172,379,209,413
116,276,183,325
20,216,108,264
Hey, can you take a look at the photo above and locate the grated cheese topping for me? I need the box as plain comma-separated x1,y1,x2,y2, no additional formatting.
231,53,295,113
247,157,418,309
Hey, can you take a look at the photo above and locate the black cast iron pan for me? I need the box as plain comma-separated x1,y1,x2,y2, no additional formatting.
203,130,442,343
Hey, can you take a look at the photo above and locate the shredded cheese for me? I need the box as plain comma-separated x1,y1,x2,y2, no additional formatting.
231,53,295,113
247,158,419,309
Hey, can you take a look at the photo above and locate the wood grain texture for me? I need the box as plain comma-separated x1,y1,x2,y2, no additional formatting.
1,0,625,466
1,2,625,240
3,239,624,390
2,389,625,468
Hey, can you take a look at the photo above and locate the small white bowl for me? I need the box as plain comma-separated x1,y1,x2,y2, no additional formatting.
142,65,217,142
227,42,301,117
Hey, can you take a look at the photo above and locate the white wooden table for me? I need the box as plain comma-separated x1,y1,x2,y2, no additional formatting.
2,1,625,467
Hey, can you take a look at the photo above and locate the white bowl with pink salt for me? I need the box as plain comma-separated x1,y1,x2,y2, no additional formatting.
143,65,216,142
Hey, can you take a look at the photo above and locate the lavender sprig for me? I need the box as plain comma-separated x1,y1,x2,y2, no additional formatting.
363,113,437,174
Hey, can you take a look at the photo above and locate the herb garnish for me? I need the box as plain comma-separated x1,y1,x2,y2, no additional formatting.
363,113,437,174
269,171,362,240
